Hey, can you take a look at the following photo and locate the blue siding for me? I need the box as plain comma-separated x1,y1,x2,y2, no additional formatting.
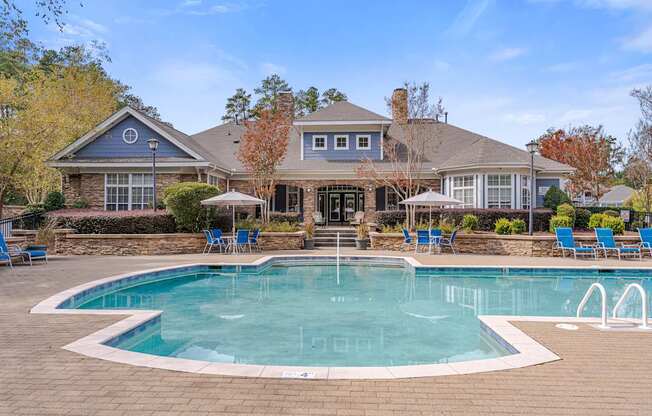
536,178,560,207
303,132,381,160
74,116,192,159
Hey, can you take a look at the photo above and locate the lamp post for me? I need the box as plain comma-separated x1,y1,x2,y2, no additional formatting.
526,140,539,235
147,138,159,211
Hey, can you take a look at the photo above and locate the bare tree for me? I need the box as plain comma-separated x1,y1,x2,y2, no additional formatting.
357,82,444,228
626,86,652,211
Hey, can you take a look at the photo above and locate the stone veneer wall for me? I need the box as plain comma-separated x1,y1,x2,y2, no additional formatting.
370,232,640,257
53,231,305,255
1,205,26,219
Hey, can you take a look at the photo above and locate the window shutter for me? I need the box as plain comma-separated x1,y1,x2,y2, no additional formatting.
274,184,286,212
376,187,386,211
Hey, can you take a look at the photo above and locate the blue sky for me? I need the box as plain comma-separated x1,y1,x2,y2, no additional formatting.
23,0,652,149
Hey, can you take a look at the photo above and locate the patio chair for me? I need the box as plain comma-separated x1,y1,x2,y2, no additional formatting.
401,228,412,250
249,228,261,252
638,228,652,257
233,229,251,254
350,211,365,225
0,230,46,266
595,228,641,260
210,229,229,253
430,228,442,247
203,230,222,254
439,229,458,254
554,227,596,259
313,212,325,226
415,230,431,253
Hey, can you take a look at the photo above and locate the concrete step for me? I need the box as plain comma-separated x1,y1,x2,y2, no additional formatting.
314,232,357,238
315,242,356,247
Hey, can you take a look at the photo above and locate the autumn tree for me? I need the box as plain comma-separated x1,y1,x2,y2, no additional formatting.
538,125,623,200
237,109,291,223
357,82,444,228
222,88,251,122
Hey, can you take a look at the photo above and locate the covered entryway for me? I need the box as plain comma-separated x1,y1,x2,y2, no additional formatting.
316,185,365,225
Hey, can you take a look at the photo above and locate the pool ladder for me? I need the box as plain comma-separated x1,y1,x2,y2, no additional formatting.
576,282,650,329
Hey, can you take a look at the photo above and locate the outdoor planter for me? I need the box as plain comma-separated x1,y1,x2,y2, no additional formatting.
355,238,369,250
304,239,315,250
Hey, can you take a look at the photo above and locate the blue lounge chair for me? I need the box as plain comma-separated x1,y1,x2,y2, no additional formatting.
210,229,229,253
638,228,652,257
0,231,47,266
595,228,641,260
233,229,250,254
401,228,412,250
415,230,431,253
554,227,596,259
249,229,261,252
439,229,458,254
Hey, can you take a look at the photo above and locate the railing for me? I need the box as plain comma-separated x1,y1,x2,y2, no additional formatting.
0,212,44,237
577,282,609,328
612,283,649,329
336,232,340,285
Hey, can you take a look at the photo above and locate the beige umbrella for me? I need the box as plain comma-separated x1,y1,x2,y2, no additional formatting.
399,189,463,226
201,191,266,237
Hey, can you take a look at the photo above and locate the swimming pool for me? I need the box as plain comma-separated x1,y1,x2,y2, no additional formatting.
58,258,652,368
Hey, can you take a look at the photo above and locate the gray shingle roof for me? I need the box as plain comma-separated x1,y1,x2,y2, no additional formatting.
295,101,390,122
598,185,635,203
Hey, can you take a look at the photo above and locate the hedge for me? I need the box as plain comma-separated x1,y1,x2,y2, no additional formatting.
163,182,220,232
269,211,301,224
49,209,177,234
375,208,554,232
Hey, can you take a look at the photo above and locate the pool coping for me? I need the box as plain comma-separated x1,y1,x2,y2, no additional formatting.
29,254,652,379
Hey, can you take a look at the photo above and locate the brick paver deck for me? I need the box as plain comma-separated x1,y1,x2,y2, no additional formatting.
2,252,652,415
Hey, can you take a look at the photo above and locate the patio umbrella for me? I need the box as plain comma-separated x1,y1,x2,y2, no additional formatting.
399,189,463,227
201,190,266,236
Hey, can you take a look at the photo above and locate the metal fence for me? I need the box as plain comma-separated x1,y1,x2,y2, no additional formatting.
0,212,44,237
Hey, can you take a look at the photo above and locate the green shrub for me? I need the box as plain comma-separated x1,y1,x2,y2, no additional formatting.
575,208,591,229
495,218,512,235
510,219,526,234
50,210,176,234
461,214,479,233
603,209,619,217
381,224,404,233
163,182,220,232
269,211,301,224
262,221,301,232
543,186,571,210
549,215,573,232
71,198,89,209
588,213,606,229
556,203,575,219
600,215,625,235
43,191,65,212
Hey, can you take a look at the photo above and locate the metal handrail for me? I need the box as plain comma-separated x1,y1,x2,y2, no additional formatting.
577,282,609,328
612,283,649,329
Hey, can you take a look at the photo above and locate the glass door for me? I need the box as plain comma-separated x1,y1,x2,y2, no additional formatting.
344,193,356,221
329,194,341,222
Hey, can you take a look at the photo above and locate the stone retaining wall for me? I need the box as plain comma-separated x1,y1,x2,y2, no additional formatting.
53,231,305,255
370,232,640,257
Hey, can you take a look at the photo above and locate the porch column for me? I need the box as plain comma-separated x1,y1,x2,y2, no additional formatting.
303,181,316,224
364,183,376,223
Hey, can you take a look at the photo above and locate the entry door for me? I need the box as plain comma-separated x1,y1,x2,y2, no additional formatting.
344,193,356,221
329,194,341,222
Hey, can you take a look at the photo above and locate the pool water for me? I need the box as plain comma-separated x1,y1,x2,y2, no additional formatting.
76,264,652,367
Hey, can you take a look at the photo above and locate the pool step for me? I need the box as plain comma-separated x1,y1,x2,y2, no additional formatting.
313,228,357,247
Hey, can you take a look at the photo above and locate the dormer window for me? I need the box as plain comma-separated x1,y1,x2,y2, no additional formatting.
356,135,371,150
313,135,326,150
334,134,349,150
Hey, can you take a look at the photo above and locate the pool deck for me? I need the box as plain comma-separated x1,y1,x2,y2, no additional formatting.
2,251,652,415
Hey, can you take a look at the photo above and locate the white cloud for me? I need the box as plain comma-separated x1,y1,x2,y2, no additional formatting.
152,61,236,87
181,0,203,6
446,0,492,37
489,47,527,62
260,62,286,75
622,26,652,53
559,109,593,122
545,61,580,72
503,112,546,125
609,64,652,82
114,16,150,25
575,0,652,11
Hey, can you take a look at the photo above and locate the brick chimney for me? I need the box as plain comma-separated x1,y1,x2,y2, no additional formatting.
391,88,408,124
276,91,294,120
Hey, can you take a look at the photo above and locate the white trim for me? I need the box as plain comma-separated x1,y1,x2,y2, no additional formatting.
50,107,207,162
294,120,391,126
334,134,349,150
450,174,475,208
122,128,138,144
486,173,513,209
356,134,371,150
380,126,384,160
434,164,573,175
48,161,210,168
300,127,304,160
312,134,327,150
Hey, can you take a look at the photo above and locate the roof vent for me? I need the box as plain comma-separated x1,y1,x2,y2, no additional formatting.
233,139,240,144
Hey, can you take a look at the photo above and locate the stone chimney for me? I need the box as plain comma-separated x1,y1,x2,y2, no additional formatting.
391,88,408,124
276,91,294,120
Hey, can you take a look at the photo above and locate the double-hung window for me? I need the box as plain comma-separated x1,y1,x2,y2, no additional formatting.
105,173,153,211
487,174,512,208
386,187,399,211
312,135,326,150
356,135,370,150
287,186,300,212
452,175,475,208
334,134,349,150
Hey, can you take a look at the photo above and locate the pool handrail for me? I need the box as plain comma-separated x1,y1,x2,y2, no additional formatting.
576,282,609,328
612,283,649,329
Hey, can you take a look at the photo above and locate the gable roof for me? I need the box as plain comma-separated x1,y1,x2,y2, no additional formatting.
294,101,391,124
49,106,212,163
598,185,635,203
